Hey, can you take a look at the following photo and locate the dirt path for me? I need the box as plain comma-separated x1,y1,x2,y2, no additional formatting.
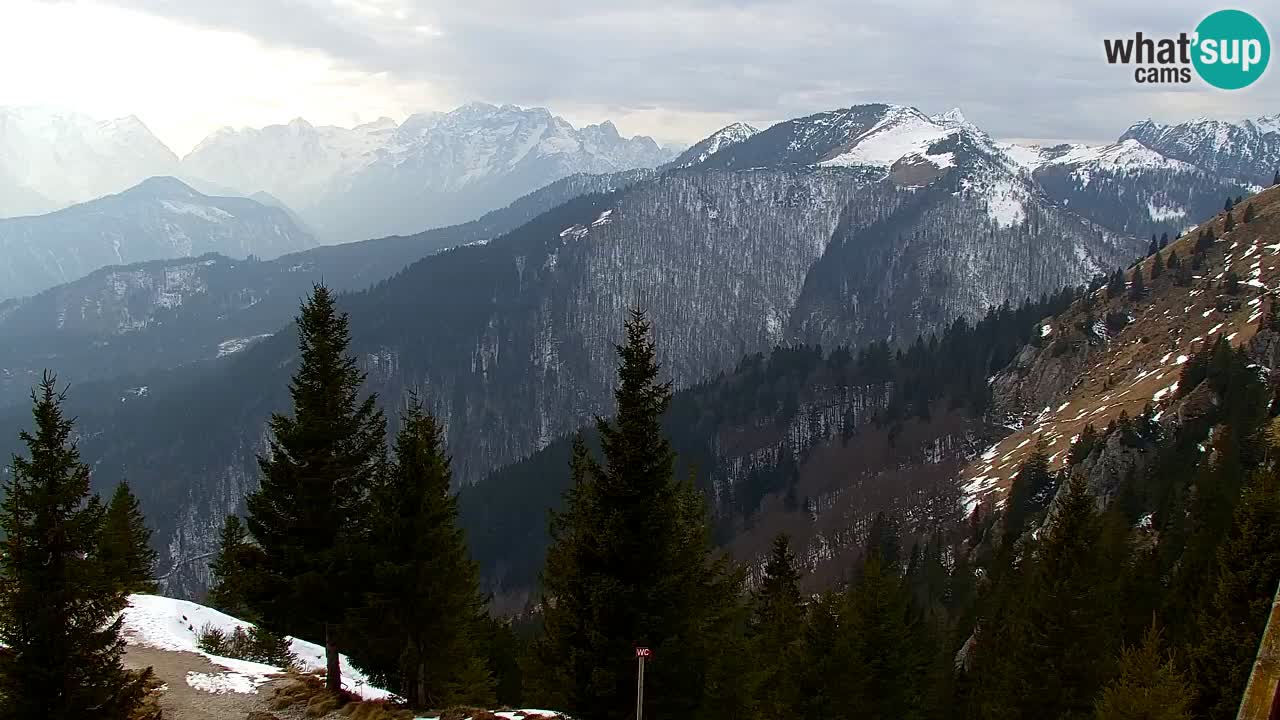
123,645,290,720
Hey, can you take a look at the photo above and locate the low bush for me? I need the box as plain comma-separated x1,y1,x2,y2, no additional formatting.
197,623,299,670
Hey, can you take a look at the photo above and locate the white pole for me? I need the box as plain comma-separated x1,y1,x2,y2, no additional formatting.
636,654,645,720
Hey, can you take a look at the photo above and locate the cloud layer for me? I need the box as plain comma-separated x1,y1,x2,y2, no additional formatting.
18,0,1280,149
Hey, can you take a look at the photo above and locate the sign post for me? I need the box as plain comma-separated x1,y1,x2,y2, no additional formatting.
635,647,651,720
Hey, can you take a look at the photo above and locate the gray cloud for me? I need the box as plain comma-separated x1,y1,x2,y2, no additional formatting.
56,0,1280,143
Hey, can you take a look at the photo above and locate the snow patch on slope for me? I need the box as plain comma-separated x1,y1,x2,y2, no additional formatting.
121,594,393,700
820,108,957,169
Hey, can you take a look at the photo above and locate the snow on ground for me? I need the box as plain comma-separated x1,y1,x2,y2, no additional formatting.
217,333,274,357
122,594,393,700
416,711,561,720
984,178,1026,228
995,142,1047,172
820,108,957,169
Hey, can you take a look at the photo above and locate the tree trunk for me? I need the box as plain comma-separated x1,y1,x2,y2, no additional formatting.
416,659,428,710
325,622,342,693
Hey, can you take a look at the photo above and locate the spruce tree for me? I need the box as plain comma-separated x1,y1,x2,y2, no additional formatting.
1224,210,1235,232
1273,170,1279,186
749,534,805,718
837,551,927,719
1224,196,1234,212
1006,477,1117,719
351,396,493,709
1159,232,1169,249
245,284,386,692
1150,250,1164,280
1107,269,1126,299
1128,265,1145,300
533,308,742,720
1243,202,1255,223
98,480,158,594
0,374,148,720
1095,625,1192,720
1146,235,1158,256
1189,468,1280,720
207,514,267,620
1005,441,1054,542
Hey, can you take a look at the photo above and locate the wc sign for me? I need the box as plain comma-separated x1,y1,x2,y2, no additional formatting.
1103,9,1270,89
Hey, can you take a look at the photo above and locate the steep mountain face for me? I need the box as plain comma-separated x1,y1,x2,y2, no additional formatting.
181,103,677,242
0,177,315,301
0,107,179,217
1120,114,1280,187
1003,138,1255,238
0,102,1153,597
0,169,652,404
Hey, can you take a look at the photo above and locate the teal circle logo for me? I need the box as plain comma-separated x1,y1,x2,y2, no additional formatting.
1192,10,1270,89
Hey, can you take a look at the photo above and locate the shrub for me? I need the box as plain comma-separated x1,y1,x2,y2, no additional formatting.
197,623,299,670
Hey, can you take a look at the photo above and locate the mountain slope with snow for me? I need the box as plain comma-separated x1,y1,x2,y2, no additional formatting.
0,177,315,301
1000,134,1257,237
1120,114,1280,186
0,106,179,217
668,122,760,168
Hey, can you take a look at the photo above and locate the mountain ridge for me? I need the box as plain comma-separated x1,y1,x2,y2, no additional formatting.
0,176,315,301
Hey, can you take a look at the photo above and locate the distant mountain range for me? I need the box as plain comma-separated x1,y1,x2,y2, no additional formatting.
0,103,679,243
0,177,315,301
0,106,179,217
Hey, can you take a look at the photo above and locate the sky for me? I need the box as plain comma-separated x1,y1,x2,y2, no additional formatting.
2,0,1278,155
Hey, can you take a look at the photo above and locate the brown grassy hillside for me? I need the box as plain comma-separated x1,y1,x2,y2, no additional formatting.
960,183,1280,513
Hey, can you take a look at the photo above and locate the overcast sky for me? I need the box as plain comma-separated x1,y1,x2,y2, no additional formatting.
3,0,1278,154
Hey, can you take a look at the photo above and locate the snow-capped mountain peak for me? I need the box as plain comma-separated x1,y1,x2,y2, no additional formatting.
0,106,179,216
819,104,962,170
931,107,972,128
1119,115,1280,185
669,121,761,168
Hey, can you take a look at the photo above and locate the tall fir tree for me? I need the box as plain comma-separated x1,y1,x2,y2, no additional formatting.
532,308,743,720
748,534,805,718
1128,265,1145,300
836,551,927,720
0,374,149,720
98,480,158,594
1150,250,1164,280
1243,202,1256,223
207,514,268,620
972,477,1118,720
350,396,493,709
1159,232,1169,249
1095,625,1192,720
1004,441,1054,543
1107,269,1126,299
1147,235,1158,256
245,284,386,692
1189,467,1280,720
